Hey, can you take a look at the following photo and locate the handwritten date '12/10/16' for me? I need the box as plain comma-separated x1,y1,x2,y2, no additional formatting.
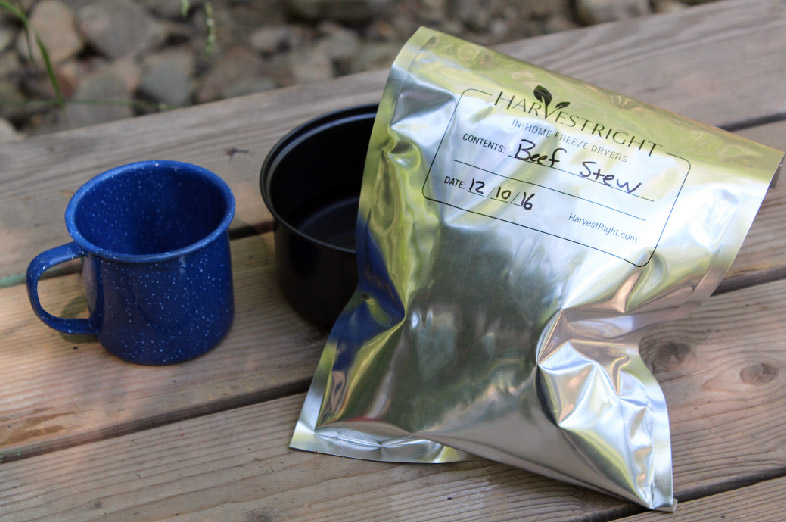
468,178,535,210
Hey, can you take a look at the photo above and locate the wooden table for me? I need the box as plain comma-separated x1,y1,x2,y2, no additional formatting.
2,1,786,520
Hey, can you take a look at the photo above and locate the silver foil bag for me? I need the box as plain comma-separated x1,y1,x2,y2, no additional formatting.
290,27,783,510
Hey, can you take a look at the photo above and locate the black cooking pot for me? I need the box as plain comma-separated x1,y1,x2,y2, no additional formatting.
260,104,377,328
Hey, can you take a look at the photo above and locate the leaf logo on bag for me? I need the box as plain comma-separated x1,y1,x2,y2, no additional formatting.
533,85,570,117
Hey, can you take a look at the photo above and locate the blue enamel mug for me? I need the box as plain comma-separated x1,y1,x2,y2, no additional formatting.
26,161,235,365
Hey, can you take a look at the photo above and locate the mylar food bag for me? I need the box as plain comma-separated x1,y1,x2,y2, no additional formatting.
290,27,783,510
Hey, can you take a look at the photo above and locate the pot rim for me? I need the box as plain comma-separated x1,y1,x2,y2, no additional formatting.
259,103,378,255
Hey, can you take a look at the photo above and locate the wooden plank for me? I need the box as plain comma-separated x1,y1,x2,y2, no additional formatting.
736,119,786,151
718,120,786,293
3,86,786,502
0,395,629,522
615,477,786,521
3,257,786,521
3,99,786,468
0,233,324,461
4,155,786,465
2,0,786,280
2,119,783,291
638,281,786,497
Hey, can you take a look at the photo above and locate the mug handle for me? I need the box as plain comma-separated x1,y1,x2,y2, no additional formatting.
26,242,97,335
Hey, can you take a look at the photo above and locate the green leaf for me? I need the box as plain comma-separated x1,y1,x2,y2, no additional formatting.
0,0,64,107
204,1,215,55
0,0,24,19
533,85,552,107
555,101,570,110
0,0,33,61
35,34,64,107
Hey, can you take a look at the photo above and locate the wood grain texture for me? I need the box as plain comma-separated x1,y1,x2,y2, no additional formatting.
0,234,325,461
1,0,785,280
616,477,786,521
3,265,786,521
5,165,786,466
0,395,627,522
2,2,786,519
721,120,786,292
639,281,786,497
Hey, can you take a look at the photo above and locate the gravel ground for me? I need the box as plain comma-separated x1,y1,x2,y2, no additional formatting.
0,0,714,140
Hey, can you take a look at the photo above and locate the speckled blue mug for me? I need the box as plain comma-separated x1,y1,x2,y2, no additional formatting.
26,161,235,365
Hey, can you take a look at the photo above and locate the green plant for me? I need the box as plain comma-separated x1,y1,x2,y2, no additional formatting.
181,0,216,55
0,0,218,117
0,0,64,107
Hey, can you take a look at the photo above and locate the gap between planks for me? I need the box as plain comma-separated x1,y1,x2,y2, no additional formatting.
3,117,786,294
0,233,328,465
4,343,786,522
612,475,786,522
605,466,786,521
0,222,273,291
0,379,310,467
4,234,786,476
3,0,786,281
3,1,786,488
3,138,786,464
4,253,786,520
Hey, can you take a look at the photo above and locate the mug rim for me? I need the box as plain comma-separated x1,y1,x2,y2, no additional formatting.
65,160,235,263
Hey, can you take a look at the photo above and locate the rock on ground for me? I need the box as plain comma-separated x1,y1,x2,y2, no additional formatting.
58,0,96,10
286,0,394,22
249,25,303,55
0,21,16,53
52,57,105,98
0,80,26,122
141,0,195,20
139,50,194,107
288,47,335,83
221,77,276,98
348,42,400,73
108,57,143,93
653,0,689,13
0,117,22,141
60,67,132,130
76,0,165,59
452,0,492,32
0,0,722,139
196,46,265,103
317,22,361,64
544,14,580,33
576,0,651,25
0,51,20,76
15,0,83,63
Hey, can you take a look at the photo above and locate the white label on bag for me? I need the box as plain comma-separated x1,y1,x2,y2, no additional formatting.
422,89,691,266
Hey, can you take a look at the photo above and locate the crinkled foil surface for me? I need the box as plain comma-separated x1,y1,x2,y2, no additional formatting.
290,27,784,510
